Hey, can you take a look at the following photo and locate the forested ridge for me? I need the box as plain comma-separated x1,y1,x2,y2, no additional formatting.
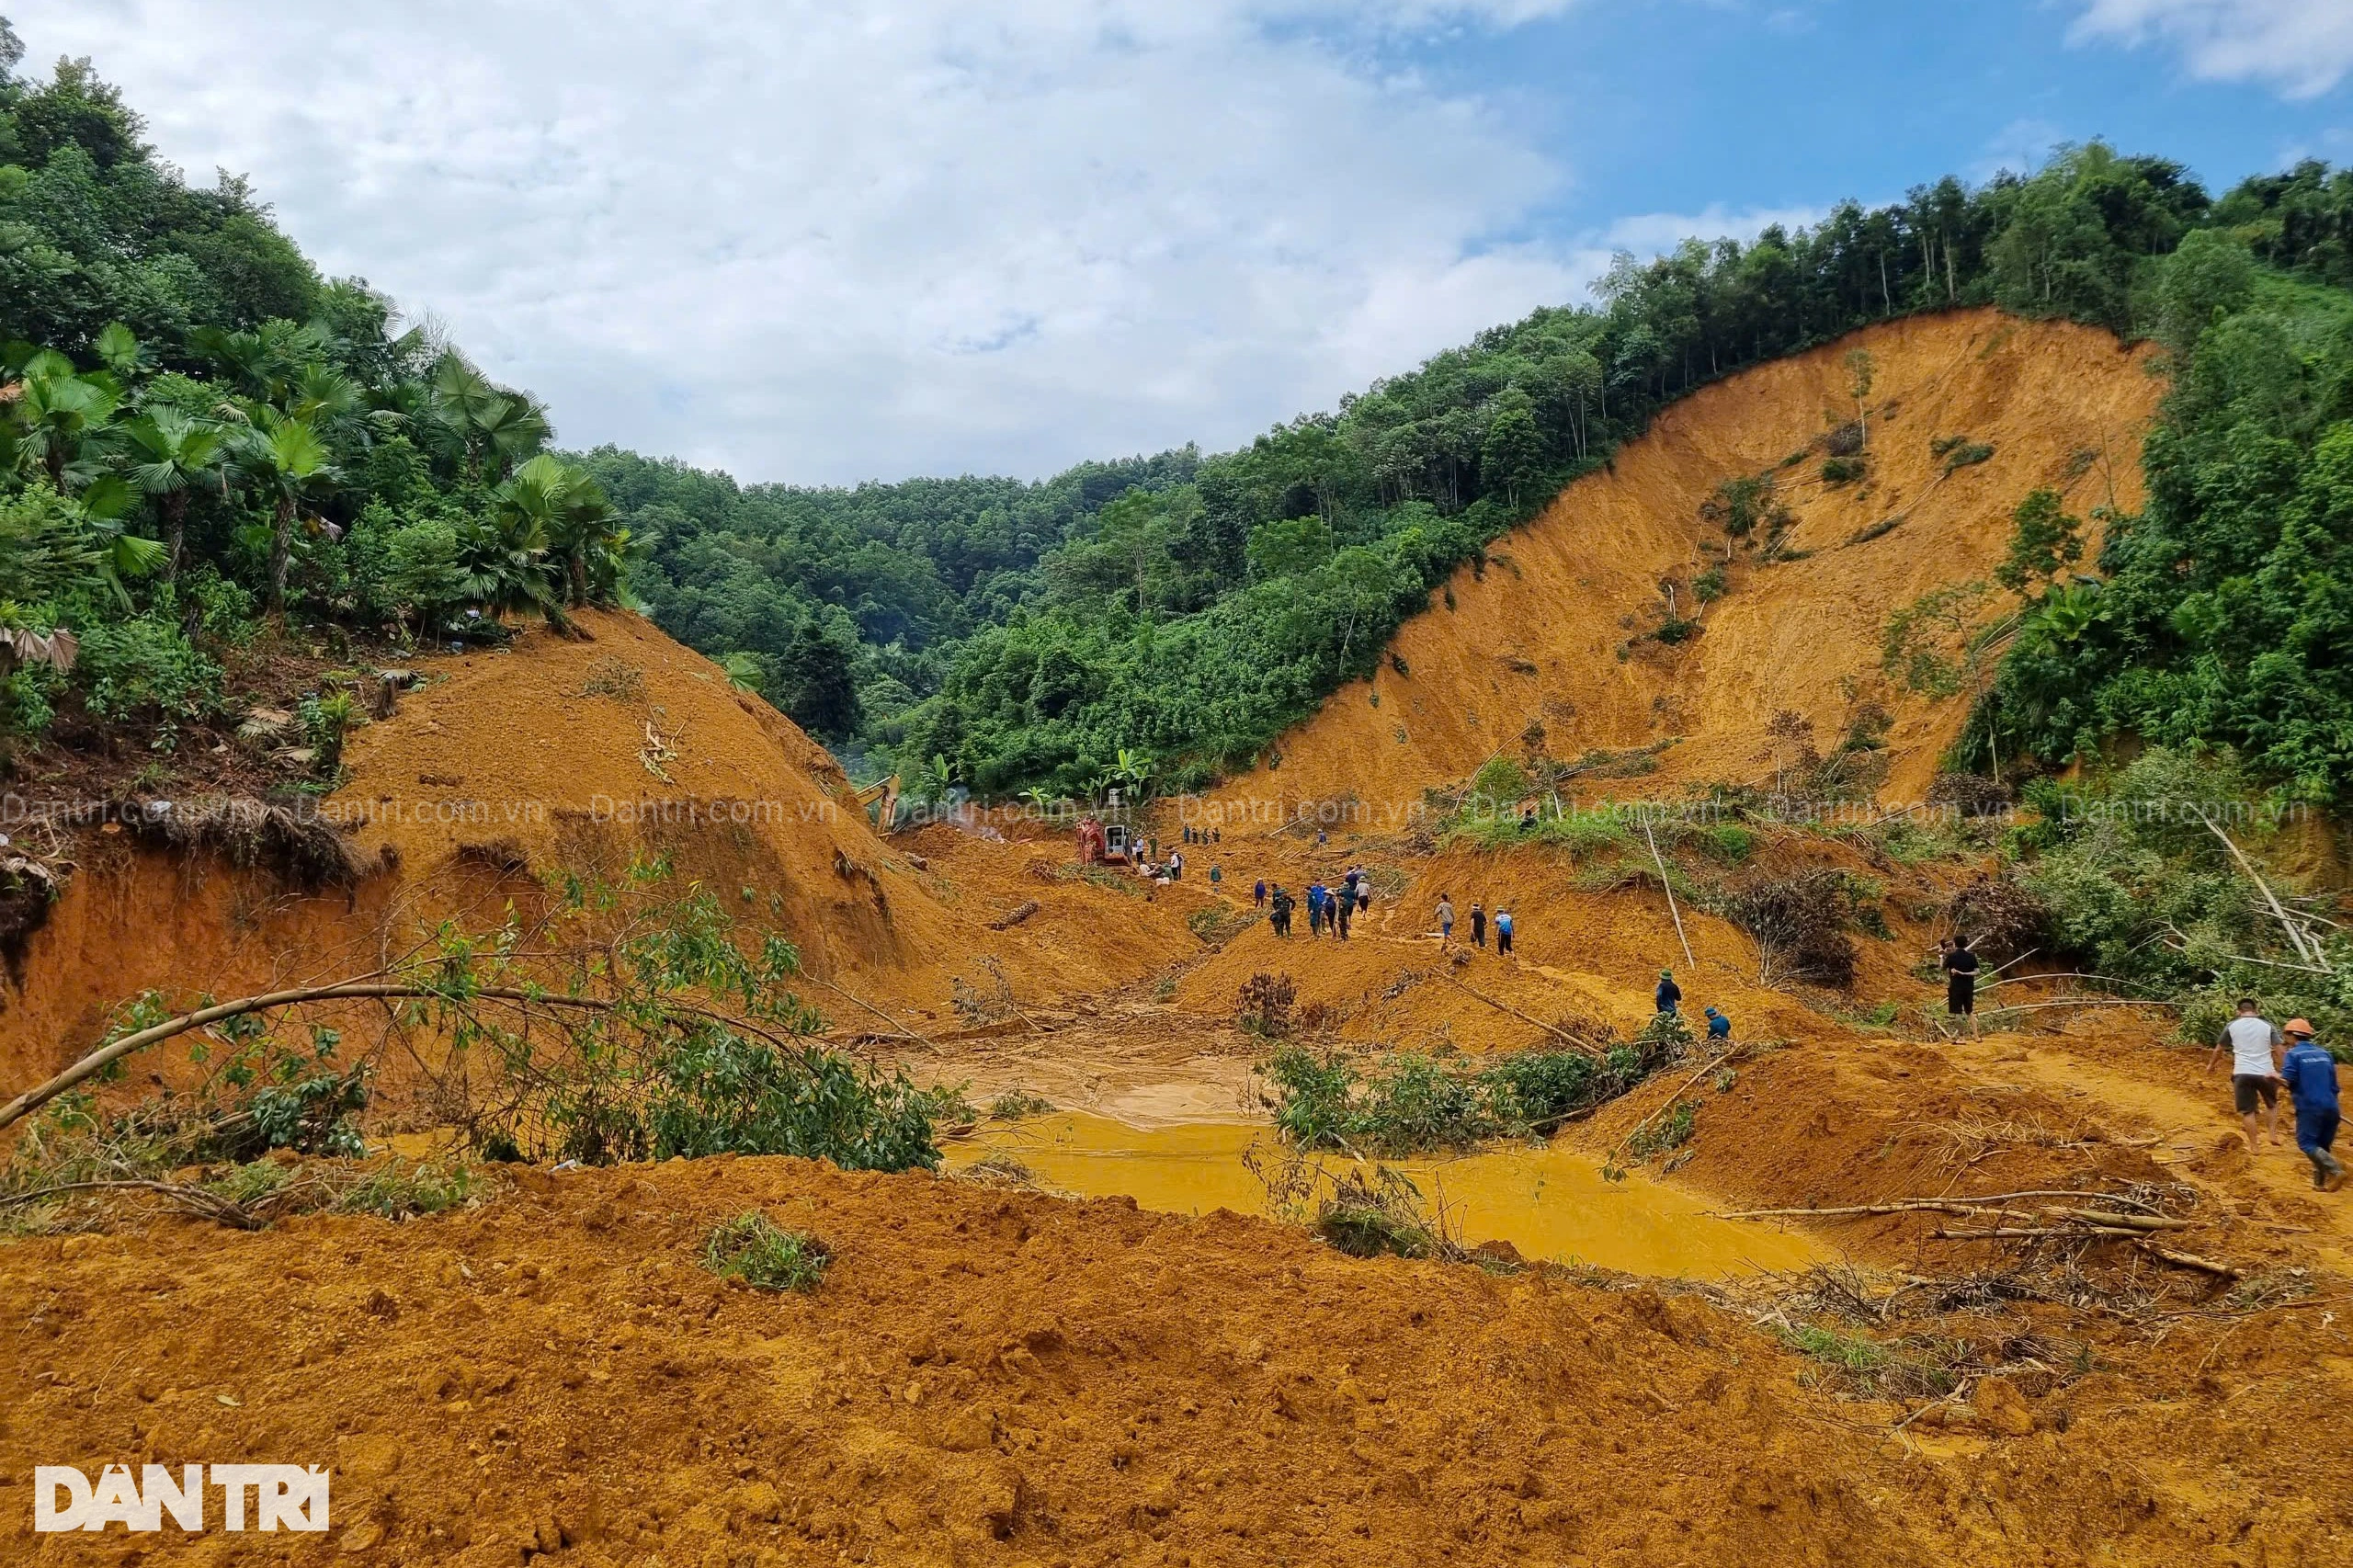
5,20,2353,804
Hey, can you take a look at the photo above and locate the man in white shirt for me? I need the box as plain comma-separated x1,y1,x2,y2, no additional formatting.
2208,996,2284,1153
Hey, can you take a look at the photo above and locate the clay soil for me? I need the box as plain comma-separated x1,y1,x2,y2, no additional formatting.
6,312,2353,1565
1210,309,2164,820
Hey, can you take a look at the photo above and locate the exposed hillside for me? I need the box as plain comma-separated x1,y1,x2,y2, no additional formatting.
0,613,1212,1094
1211,311,2161,815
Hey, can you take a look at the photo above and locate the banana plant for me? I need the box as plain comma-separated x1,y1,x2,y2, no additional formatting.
909,751,956,805
1112,746,1154,797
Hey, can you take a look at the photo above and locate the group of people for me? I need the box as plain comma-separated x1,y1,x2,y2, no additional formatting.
1654,967,1733,1042
1148,823,2344,1197
1431,894,1514,954
1131,824,1223,884
1256,867,1374,938
2211,998,2343,1189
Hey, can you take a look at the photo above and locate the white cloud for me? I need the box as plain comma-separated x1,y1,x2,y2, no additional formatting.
10,1,1603,483
1591,203,1830,256
1972,118,2067,182
2070,1,2353,100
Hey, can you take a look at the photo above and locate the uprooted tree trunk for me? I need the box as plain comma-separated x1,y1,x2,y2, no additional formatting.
2,876,946,1176
0,981,633,1131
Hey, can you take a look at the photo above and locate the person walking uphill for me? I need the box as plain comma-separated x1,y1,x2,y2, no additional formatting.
1655,970,1681,1015
1334,887,1353,940
1436,894,1454,944
1269,886,1294,937
1495,908,1514,955
1471,903,1487,949
2279,1018,2344,1190
1941,936,1983,1039
2210,997,2284,1153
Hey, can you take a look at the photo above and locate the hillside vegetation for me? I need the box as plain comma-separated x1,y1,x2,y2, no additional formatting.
2,24,2351,816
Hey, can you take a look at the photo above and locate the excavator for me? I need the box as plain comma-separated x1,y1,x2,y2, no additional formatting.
854,774,901,831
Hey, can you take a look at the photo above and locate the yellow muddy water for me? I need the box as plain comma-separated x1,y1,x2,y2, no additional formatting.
947,1113,1826,1280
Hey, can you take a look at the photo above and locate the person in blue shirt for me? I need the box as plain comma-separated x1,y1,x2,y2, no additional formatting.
2279,1018,2344,1191
1703,1005,1732,1042
1254,879,1267,908
1495,908,1515,954
1307,882,1328,937
1655,970,1682,1015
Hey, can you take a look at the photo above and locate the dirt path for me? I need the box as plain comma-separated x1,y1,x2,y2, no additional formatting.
1944,1028,2353,1274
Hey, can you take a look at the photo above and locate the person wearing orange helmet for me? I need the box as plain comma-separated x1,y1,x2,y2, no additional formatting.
2279,1018,2343,1192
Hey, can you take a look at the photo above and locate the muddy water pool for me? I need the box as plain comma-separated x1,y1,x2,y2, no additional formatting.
946,1112,1825,1280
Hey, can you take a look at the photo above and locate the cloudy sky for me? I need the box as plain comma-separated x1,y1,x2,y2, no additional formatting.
10,1,2352,484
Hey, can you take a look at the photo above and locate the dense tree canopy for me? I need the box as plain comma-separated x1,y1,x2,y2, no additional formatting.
0,30,631,767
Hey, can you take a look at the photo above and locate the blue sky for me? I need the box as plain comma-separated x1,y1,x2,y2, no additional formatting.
11,2,2352,484
1419,0,2350,231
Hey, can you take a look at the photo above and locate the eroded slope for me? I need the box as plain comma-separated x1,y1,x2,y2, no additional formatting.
1217,311,2162,820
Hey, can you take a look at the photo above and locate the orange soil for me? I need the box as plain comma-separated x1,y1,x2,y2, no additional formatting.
0,611,1212,1093
1209,309,2162,824
11,315,2353,1565
7,1153,2350,1567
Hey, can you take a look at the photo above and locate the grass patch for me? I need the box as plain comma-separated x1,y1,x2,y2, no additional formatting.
1625,1100,1696,1160
1773,1322,1965,1399
1188,904,1260,945
701,1212,832,1292
1263,1027,1672,1157
329,1158,480,1219
987,1090,1054,1121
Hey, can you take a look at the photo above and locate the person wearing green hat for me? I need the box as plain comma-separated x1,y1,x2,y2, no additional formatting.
1654,970,1681,1015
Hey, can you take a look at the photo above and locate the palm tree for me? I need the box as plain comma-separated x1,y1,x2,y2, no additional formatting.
450,509,563,624
118,407,229,579
287,362,363,429
428,354,551,481
496,454,625,607
192,321,335,403
5,350,120,489
476,394,551,481
236,413,340,614
92,322,156,381
64,476,169,608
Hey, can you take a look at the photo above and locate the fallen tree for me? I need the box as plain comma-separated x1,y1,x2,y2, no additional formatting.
0,861,946,1174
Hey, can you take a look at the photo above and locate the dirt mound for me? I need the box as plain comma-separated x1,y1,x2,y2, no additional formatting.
1213,310,2162,823
11,1152,2346,1566
0,612,1205,1096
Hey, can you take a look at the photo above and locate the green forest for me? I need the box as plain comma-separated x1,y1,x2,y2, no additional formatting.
4,20,2353,805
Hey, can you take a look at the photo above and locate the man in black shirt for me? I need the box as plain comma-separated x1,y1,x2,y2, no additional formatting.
1942,936,1982,1038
